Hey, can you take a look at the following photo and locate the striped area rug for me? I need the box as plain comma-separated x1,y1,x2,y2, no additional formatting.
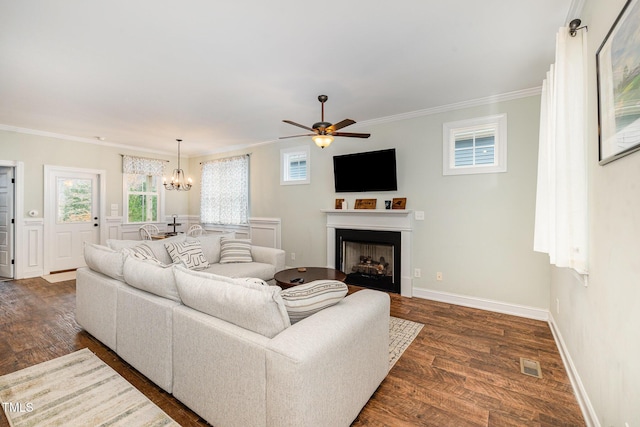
0,349,178,427
389,316,424,369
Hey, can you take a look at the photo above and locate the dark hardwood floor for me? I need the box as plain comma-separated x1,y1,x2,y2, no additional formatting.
0,278,585,426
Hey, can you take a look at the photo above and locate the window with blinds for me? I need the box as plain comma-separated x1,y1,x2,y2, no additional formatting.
280,146,310,185
443,114,507,176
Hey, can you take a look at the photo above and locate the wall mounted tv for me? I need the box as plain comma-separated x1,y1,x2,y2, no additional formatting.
333,148,398,193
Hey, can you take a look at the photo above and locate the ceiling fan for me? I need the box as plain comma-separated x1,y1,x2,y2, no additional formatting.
280,95,370,148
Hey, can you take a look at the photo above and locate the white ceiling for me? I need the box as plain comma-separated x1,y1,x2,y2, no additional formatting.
0,0,574,156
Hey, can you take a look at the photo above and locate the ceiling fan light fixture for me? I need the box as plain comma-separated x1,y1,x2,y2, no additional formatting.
312,134,334,148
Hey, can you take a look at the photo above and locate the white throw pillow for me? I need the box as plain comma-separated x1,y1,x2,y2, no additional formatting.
173,266,290,338
123,256,181,302
165,240,210,270
83,243,125,281
280,280,348,324
219,238,253,264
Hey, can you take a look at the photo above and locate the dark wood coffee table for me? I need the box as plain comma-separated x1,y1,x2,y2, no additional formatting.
274,267,347,289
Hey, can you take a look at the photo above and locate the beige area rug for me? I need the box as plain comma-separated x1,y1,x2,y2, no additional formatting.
389,316,424,369
0,348,179,427
41,271,76,283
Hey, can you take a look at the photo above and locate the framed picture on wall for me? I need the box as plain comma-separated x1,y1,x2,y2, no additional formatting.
596,0,640,164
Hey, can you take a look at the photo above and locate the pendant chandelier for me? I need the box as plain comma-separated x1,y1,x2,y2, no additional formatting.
163,139,192,191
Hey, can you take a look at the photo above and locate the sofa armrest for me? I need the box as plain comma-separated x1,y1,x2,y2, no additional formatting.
251,245,285,271
265,289,390,427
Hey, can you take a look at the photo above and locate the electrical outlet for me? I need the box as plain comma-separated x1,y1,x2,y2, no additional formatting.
436,272,443,281
291,252,295,261
414,211,425,220
556,298,560,314
414,268,421,278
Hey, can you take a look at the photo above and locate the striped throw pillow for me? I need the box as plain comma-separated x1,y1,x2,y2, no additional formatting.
164,240,210,270
219,238,253,264
125,244,158,262
280,280,348,324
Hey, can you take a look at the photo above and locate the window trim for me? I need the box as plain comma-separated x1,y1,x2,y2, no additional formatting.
280,145,311,185
442,114,507,176
122,173,165,224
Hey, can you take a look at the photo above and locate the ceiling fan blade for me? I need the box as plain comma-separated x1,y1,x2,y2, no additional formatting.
332,132,371,138
327,119,356,132
283,120,316,132
279,133,316,139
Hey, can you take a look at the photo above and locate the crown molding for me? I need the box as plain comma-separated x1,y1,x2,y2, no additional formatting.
0,124,175,156
351,86,542,129
1,86,542,157
566,0,586,25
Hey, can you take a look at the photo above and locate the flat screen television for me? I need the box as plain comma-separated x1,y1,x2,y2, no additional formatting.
333,148,398,192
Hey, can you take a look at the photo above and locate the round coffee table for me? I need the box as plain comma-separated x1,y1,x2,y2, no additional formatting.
274,267,347,289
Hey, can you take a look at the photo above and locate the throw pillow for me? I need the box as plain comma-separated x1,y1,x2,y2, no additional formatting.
122,256,181,302
83,243,125,281
219,238,253,264
164,240,209,270
124,244,158,262
173,266,290,338
280,280,348,324
237,277,269,287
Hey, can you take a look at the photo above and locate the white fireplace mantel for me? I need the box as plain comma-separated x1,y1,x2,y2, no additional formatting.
322,209,413,297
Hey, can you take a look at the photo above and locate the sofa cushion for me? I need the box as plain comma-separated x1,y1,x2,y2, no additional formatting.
173,266,290,338
186,232,234,264
122,256,181,302
204,262,275,282
280,280,348,324
165,240,209,270
219,238,253,264
83,243,125,281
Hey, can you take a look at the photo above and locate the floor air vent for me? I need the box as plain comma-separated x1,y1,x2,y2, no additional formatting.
520,357,542,378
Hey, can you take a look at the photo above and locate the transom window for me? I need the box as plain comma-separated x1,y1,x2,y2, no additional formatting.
281,146,310,185
443,114,507,175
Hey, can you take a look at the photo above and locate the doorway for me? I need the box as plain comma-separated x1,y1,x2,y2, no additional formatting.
0,166,15,279
44,166,105,274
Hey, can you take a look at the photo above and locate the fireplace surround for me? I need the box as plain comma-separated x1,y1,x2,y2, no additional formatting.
323,209,413,297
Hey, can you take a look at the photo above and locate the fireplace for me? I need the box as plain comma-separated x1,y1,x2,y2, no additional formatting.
323,208,412,297
336,229,401,293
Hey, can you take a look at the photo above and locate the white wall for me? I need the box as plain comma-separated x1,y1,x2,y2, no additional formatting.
0,131,190,218
191,94,551,311
549,0,640,425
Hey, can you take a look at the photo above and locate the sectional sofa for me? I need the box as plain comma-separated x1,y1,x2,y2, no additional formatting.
75,233,390,426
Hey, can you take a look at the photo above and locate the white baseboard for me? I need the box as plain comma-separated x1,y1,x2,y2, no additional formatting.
548,314,599,427
412,288,549,321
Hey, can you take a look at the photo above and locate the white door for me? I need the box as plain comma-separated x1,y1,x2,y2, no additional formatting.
47,169,100,272
0,167,14,278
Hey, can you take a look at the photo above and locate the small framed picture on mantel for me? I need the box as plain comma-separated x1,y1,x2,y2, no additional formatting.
335,198,346,209
354,199,377,209
392,198,407,209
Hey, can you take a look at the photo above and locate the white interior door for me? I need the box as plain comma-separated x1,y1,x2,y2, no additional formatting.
47,169,100,272
0,167,14,278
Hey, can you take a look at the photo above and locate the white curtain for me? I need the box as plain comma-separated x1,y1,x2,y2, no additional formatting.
200,155,249,225
533,26,588,274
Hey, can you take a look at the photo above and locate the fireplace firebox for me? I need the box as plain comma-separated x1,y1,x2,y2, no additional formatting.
335,229,401,293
